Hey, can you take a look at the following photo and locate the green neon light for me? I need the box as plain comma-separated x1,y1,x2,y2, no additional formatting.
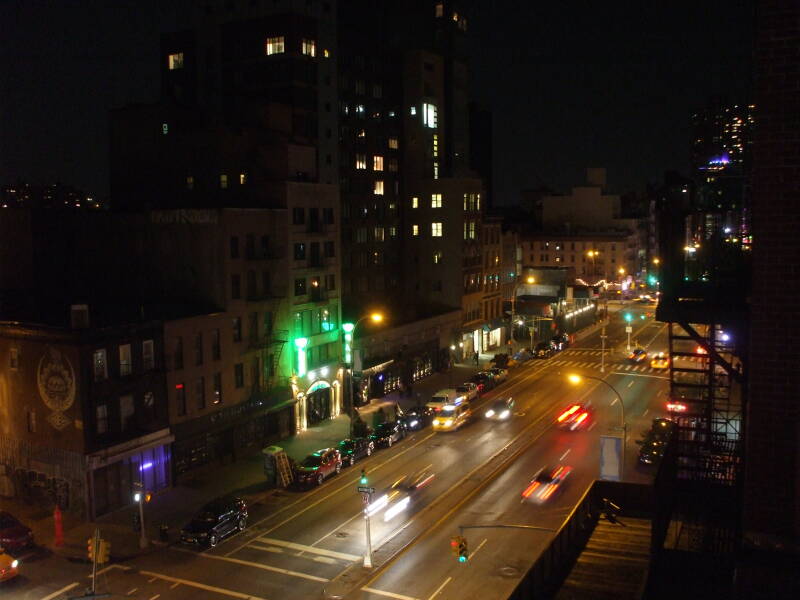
342,322,355,333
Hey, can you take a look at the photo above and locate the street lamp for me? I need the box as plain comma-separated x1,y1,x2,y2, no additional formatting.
343,313,385,435
510,275,535,345
586,250,599,280
567,374,627,480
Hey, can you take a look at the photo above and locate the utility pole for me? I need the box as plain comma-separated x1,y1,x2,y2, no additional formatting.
600,326,607,373
133,483,148,549
357,481,375,568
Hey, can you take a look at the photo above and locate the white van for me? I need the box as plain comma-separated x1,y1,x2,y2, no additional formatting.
426,389,463,411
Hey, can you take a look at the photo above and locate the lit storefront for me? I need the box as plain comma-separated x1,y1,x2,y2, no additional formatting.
292,362,342,431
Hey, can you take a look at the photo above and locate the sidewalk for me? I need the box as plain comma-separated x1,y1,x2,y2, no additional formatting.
0,353,506,563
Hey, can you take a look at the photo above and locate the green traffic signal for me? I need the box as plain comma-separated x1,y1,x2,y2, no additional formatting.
640,314,646,320
624,313,633,323
360,469,368,485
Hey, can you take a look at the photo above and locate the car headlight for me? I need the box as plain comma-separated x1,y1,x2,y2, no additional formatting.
444,419,453,427
485,409,495,418
409,420,419,427
432,418,440,425
11,559,18,569
499,410,510,419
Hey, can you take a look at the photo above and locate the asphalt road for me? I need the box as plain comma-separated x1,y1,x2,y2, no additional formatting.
5,305,670,600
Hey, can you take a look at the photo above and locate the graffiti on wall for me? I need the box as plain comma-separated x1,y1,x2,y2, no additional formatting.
37,347,76,431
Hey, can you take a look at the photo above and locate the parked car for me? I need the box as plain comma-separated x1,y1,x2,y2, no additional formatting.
370,421,406,447
0,513,33,554
469,372,495,392
533,341,554,358
0,548,20,582
488,367,508,382
294,448,342,486
513,348,533,362
551,333,570,351
455,382,479,401
180,497,248,548
399,405,436,431
337,438,374,466
426,388,462,411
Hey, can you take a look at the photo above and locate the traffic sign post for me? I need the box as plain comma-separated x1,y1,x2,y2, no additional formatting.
357,486,375,494
600,326,607,373
625,325,632,350
358,485,375,568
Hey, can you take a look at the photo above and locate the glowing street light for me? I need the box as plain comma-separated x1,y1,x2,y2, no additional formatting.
510,274,536,345
652,257,660,265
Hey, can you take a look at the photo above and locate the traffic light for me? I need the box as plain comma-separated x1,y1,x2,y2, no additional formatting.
87,537,96,561
623,313,633,323
450,536,460,558
457,537,468,562
97,539,111,564
360,469,368,485
640,314,646,320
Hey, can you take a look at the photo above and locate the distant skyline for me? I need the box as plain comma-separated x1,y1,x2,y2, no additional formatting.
0,1,753,202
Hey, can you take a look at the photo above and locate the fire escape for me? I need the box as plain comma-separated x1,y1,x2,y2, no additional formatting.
654,181,749,563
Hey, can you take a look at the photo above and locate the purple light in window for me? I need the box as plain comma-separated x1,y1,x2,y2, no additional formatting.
708,153,730,166
139,462,153,471
377,374,384,381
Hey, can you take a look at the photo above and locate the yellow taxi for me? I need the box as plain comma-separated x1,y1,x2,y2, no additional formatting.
0,548,19,582
650,352,670,369
431,400,472,432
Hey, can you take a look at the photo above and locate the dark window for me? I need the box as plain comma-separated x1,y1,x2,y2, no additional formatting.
294,243,306,260
324,240,335,257
247,270,257,298
194,380,204,412
194,333,203,366
234,363,244,388
325,273,336,290
213,373,222,404
230,236,239,258
262,271,271,295
176,384,186,416
292,207,305,224
295,278,307,296
232,317,242,342
174,338,184,370
249,312,258,343
260,235,270,257
211,329,220,360
231,274,241,299
96,405,108,434
143,391,156,422
309,208,320,227
246,234,255,259
323,207,334,224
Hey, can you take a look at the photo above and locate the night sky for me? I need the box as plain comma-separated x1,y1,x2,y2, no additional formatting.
1,0,754,202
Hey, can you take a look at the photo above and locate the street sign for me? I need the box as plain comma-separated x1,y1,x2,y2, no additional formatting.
361,492,371,504
357,486,375,494
625,326,632,333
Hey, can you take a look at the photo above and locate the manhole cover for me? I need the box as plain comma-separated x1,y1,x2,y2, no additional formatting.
335,531,349,538
514,411,526,417
500,566,520,578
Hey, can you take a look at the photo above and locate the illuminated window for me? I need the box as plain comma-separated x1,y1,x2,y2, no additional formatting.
355,154,367,169
374,180,384,195
468,221,476,239
433,162,439,179
423,103,437,128
356,104,365,115
432,222,442,237
433,251,442,264
374,227,385,241
357,129,366,138
476,193,481,210
412,224,419,236
410,106,417,116
388,137,399,149
220,174,228,189
431,193,442,208
435,3,443,17
412,196,419,208
265,36,285,55
162,123,169,135
464,222,468,240
239,173,247,185
186,176,194,190
355,80,365,95
373,155,384,171
464,193,468,210
302,38,316,57
168,52,184,70
323,49,330,58
389,226,397,238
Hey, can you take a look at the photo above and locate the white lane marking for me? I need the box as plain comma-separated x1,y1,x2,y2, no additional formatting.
610,398,618,406
40,583,80,600
255,536,360,562
658,389,664,396
308,510,361,550
148,577,158,583
427,577,452,600
611,372,670,380
588,422,597,431
362,587,420,600
643,409,649,417
149,595,161,600
469,538,488,560
140,570,269,600
170,582,181,589
313,556,336,564
560,449,571,461
171,545,329,582
249,544,284,553
127,589,138,596
627,381,634,388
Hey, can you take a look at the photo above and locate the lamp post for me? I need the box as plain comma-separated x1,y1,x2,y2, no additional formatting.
567,374,627,480
133,482,148,549
510,275,535,346
586,250,599,281
343,313,384,436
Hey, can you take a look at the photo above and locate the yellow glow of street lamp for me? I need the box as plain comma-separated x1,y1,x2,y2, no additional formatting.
370,312,383,323
653,258,660,265
525,275,535,284
618,267,625,275
567,374,582,385
587,250,598,258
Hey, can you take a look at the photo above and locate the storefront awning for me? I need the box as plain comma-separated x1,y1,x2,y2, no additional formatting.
359,359,394,376
87,428,175,470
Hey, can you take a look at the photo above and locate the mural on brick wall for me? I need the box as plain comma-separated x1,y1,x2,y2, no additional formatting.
37,346,75,431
